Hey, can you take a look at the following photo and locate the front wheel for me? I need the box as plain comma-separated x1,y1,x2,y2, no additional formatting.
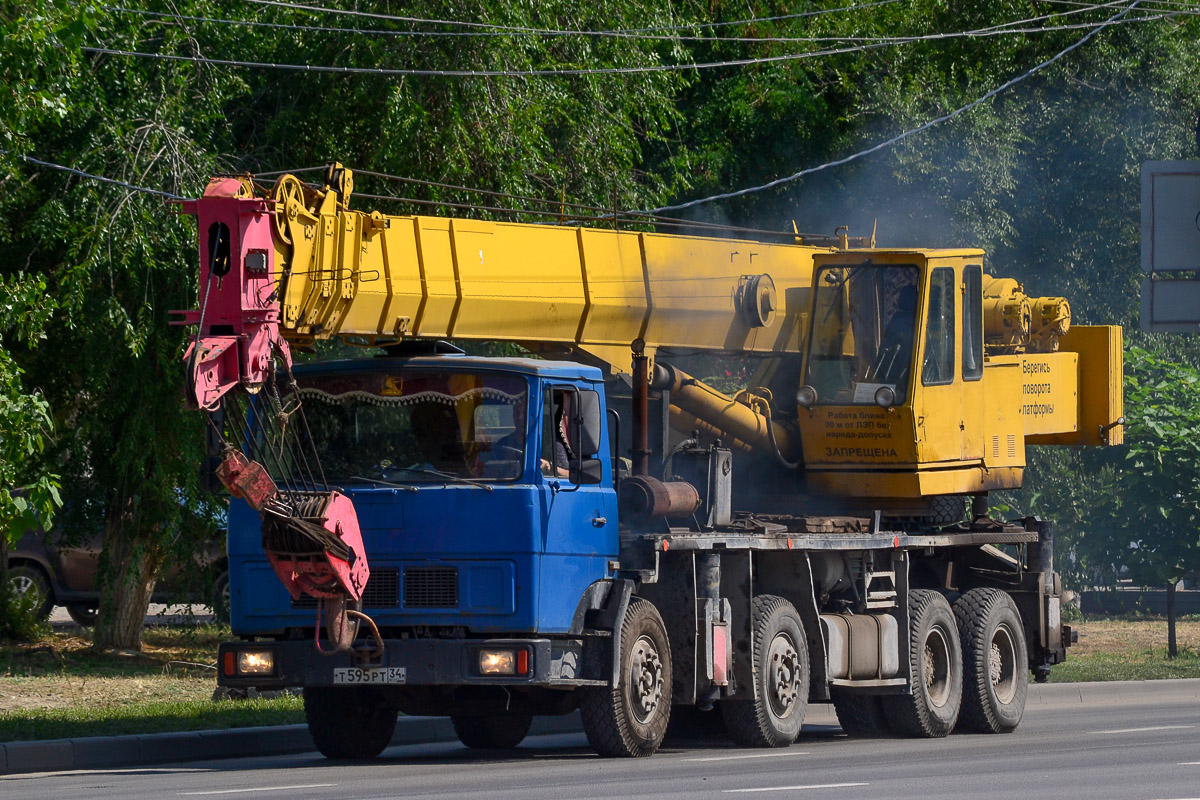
7,564,53,620
882,589,962,737
305,686,397,759
451,712,533,749
954,588,1028,733
721,595,809,747
580,597,672,757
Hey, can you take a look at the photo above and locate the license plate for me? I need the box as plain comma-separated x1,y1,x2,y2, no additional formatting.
333,666,407,685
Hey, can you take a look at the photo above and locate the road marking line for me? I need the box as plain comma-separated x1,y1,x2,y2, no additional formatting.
178,785,338,796
1179,762,1200,765
1090,725,1194,735
724,782,868,793
685,751,810,762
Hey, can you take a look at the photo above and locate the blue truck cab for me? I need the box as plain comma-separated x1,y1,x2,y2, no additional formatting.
221,354,622,711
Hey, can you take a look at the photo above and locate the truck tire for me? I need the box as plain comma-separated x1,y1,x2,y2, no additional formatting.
831,689,892,738
304,686,397,759
953,588,1028,733
882,589,962,737
450,712,533,749
721,595,808,747
580,597,672,757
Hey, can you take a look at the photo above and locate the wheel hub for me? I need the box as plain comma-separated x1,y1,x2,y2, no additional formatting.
767,632,800,717
629,634,664,723
989,623,1018,703
923,627,952,708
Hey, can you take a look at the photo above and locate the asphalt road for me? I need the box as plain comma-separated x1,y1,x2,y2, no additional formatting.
5,686,1199,800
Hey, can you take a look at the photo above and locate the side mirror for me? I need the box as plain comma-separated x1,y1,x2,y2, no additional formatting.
576,390,603,457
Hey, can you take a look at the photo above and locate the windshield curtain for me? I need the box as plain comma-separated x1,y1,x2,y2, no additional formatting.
804,264,920,405
283,371,529,483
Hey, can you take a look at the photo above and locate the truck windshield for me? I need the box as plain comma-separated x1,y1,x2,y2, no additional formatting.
285,371,529,483
804,264,920,405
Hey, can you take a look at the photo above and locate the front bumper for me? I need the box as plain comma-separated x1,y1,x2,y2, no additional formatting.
217,637,592,688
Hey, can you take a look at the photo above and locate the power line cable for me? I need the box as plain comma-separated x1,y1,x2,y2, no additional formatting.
0,149,185,200
100,1,1162,46
646,2,1142,214
80,9,1168,80
238,0,903,36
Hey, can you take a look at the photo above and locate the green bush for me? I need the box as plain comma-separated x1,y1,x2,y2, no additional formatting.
0,572,49,642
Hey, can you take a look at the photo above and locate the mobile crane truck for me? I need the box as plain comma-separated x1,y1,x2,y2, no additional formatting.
177,164,1123,758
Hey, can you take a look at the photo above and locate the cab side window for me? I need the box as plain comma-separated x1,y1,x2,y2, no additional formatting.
922,267,956,385
962,265,983,382
541,389,572,478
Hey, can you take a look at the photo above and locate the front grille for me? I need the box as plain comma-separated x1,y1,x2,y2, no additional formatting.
404,566,459,608
291,567,399,609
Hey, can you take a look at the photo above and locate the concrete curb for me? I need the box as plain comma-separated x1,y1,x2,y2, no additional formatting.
4,680,1199,775
1025,678,1200,707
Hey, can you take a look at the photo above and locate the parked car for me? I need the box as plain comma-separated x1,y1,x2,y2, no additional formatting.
6,525,228,625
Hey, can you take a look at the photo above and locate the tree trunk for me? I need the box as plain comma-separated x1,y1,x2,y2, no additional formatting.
93,516,161,652
1166,580,1178,659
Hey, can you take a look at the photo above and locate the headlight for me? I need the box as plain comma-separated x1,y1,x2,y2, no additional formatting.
238,649,275,675
479,650,516,675
478,648,530,676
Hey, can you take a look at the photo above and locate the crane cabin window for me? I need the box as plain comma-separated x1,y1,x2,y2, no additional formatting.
280,371,529,485
922,268,956,386
962,265,983,381
804,264,920,405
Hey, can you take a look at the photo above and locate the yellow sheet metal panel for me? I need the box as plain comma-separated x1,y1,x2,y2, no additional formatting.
805,465,1023,499
449,219,587,341
1018,352,1079,437
411,217,458,338
576,228,649,345
800,406,919,467
1028,325,1124,446
372,218,422,336
981,359,1025,469
640,233,821,351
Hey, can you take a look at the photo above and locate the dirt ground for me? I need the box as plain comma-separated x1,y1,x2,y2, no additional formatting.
1070,618,1200,656
0,631,218,713
0,672,214,713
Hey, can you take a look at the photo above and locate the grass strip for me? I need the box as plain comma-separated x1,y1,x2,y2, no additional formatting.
0,696,304,743
1048,647,1200,682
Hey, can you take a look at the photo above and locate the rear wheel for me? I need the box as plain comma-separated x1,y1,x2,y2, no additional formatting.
7,564,53,620
450,712,533,749
305,686,397,759
954,588,1028,733
831,689,892,738
882,589,962,737
580,597,672,757
721,595,809,747
66,604,98,626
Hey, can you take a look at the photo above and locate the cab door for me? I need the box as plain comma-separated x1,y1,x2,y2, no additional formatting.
914,262,964,463
536,383,618,632
959,264,985,462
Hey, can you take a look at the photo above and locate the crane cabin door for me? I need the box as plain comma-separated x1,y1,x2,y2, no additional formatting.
914,258,984,466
